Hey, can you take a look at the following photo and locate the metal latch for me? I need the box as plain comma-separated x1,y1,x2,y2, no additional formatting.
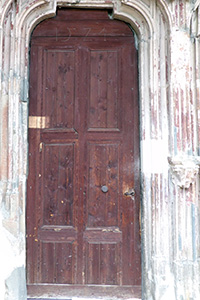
124,188,135,200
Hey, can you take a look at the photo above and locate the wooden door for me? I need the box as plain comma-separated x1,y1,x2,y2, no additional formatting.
26,9,141,299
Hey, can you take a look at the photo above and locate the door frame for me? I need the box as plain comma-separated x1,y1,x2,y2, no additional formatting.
0,1,171,299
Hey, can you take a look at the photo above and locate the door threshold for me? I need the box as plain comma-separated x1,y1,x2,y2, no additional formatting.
27,296,141,300
27,284,141,300
27,298,141,300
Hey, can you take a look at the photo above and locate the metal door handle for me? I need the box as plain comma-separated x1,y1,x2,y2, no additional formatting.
101,185,108,193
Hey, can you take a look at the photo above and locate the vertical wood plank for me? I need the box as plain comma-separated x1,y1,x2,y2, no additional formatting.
86,243,100,284
41,242,55,283
107,51,118,129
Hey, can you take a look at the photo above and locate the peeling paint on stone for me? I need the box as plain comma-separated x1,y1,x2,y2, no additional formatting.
0,0,200,300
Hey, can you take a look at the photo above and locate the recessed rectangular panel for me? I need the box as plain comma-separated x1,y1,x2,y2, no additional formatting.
83,228,122,243
87,143,119,227
42,143,75,226
55,242,74,284
85,242,121,285
40,242,74,284
89,50,119,130
43,49,75,129
38,226,77,243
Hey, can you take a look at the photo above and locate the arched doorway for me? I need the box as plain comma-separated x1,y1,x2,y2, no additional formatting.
26,8,141,299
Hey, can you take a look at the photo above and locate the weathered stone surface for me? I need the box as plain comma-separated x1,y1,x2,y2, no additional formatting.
5,267,27,300
0,0,200,299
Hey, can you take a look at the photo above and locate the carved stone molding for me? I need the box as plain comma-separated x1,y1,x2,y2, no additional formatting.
191,2,200,37
168,156,200,189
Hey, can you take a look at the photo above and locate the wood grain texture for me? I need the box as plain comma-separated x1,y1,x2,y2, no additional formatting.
27,9,140,299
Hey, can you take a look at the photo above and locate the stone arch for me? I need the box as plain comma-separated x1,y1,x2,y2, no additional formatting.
0,1,172,299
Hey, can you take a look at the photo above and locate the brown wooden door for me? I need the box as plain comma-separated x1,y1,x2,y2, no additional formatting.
26,9,141,299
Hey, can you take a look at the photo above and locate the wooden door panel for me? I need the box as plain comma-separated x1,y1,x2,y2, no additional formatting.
43,49,76,129
89,50,119,130
84,141,122,286
32,10,133,38
27,9,141,299
39,241,75,284
41,143,75,226
85,242,121,285
87,142,120,227
37,142,78,284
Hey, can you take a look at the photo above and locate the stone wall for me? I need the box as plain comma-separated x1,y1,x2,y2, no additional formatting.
0,0,200,299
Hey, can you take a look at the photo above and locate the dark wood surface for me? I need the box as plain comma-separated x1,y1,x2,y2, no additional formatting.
26,9,141,299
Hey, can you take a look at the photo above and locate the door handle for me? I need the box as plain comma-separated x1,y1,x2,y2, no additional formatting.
124,188,135,199
101,185,108,193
